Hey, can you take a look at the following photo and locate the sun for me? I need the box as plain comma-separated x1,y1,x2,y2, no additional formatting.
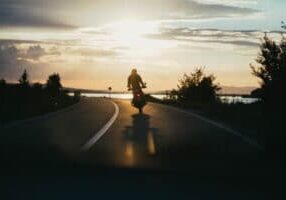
95,19,172,58
107,20,157,46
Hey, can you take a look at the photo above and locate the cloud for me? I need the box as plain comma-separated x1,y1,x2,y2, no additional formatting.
159,0,260,20
0,39,120,80
25,45,46,60
0,44,19,65
49,46,61,56
202,39,259,47
9,44,61,61
0,42,62,79
61,46,119,59
146,28,278,47
74,48,118,57
0,39,43,45
0,43,28,79
0,0,75,28
0,0,260,28
196,0,259,6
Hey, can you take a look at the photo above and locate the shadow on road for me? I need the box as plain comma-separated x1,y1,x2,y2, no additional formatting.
122,114,159,159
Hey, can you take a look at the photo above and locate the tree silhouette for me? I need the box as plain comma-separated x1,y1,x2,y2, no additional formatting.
0,72,77,123
0,78,6,87
173,68,220,103
251,32,286,153
250,34,286,105
45,73,62,105
19,69,29,87
47,73,62,88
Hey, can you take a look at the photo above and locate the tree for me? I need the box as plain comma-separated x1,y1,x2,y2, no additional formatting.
46,73,62,100
0,78,6,87
19,69,29,87
46,73,62,90
174,68,220,103
251,32,286,153
250,34,286,105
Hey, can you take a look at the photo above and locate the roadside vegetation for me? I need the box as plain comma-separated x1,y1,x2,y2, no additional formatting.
147,30,286,153
0,70,80,124
250,32,286,152
146,68,263,142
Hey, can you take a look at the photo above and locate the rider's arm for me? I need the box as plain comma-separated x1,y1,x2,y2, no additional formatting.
127,76,131,89
138,75,144,87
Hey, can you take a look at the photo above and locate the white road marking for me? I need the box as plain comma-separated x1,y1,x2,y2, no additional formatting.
152,103,262,150
81,101,119,151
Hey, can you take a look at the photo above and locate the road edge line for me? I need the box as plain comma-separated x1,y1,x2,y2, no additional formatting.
81,101,119,151
151,102,262,150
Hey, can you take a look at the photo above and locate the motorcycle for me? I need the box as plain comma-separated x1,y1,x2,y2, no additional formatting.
129,83,147,113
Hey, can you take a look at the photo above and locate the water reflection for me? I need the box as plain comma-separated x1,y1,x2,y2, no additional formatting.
122,114,158,166
69,92,259,104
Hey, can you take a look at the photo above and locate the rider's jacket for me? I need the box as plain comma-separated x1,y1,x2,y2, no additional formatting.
127,74,144,91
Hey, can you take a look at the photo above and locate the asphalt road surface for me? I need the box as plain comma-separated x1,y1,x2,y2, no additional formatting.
0,98,282,199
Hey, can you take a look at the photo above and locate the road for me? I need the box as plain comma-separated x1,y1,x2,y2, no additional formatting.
0,98,279,199
0,97,263,172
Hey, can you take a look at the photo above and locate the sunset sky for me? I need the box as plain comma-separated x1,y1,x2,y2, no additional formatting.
0,0,285,92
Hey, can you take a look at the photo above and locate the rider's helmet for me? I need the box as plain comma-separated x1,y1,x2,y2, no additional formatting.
131,68,137,75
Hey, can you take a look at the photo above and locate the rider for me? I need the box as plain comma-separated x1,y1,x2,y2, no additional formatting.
127,68,145,93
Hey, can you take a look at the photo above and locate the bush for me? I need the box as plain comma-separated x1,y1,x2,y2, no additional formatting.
170,68,221,104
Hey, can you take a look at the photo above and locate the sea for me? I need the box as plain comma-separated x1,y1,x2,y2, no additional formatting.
69,92,259,104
